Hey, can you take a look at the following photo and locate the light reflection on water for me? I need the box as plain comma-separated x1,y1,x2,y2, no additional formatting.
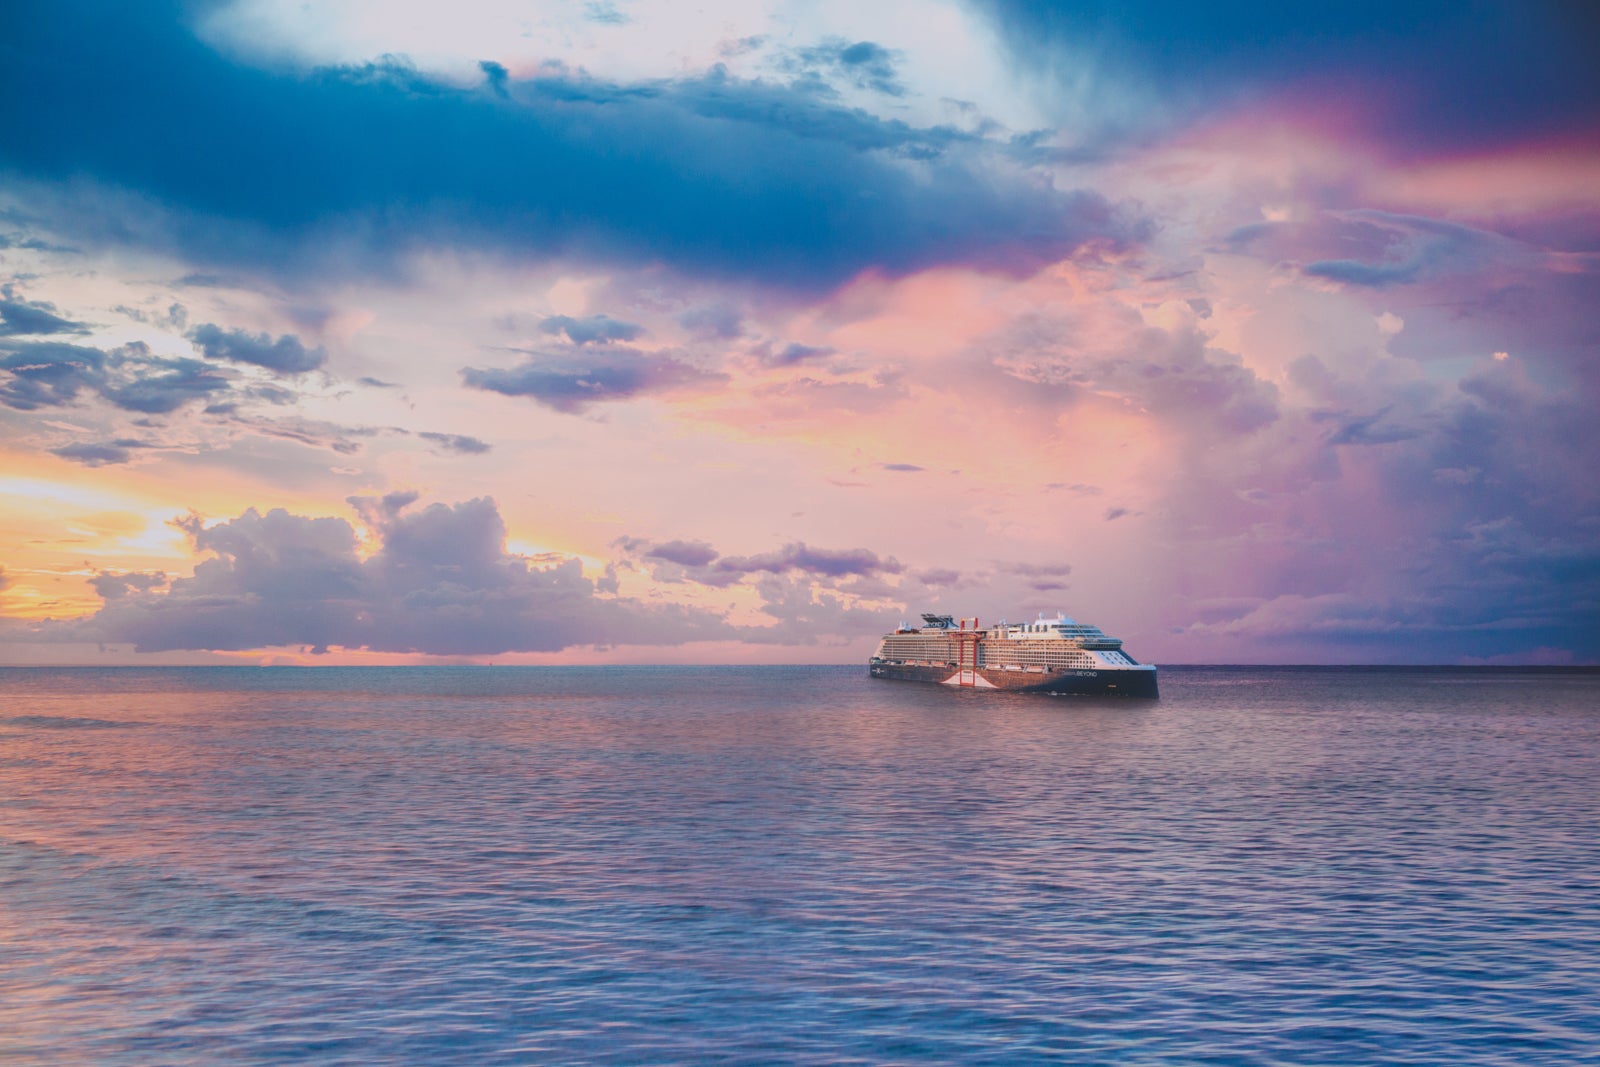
2,665,1598,1065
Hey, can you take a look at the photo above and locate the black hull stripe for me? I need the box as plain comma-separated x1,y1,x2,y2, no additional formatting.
868,664,1158,698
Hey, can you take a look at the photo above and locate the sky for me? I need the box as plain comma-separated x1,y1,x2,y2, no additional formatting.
1,0,1597,666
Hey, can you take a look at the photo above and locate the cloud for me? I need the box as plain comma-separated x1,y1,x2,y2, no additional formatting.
986,312,1280,437
418,431,491,455
767,342,836,366
0,1,1143,290
971,0,1600,155
102,356,233,414
1001,561,1074,593
715,542,904,579
461,345,724,413
786,39,906,97
63,497,732,655
221,413,379,455
1323,408,1422,446
0,339,234,414
1300,211,1520,290
645,540,720,567
677,304,744,339
881,463,924,472
49,439,148,467
0,341,109,410
619,536,906,590
538,314,645,345
88,570,168,599
583,1,629,26
188,323,326,373
0,294,87,336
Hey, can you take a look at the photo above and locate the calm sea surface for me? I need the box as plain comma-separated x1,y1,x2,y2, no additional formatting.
2,665,1598,1065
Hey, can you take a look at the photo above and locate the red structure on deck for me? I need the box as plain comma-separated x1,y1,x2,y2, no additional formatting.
953,617,983,686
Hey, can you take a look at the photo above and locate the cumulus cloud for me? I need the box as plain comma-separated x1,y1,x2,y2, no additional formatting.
0,341,110,410
461,345,725,413
188,323,327,373
0,294,87,336
103,357,233,414
645,540,720,567
0,340,231,413
64,497,733,655
88,570,168,599
538,314,645,346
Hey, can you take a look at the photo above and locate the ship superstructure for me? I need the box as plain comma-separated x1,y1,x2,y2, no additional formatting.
869,612,1158,697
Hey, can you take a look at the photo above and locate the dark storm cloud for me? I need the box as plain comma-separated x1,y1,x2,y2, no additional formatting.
0,1,1142,289
972,0,1600,154
0,295,87,336
1183,350,1600,662
461,345,724,413
188,323,327,373
71,497,732,655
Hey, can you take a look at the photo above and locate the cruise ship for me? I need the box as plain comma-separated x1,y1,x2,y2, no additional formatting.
869,612,1158,697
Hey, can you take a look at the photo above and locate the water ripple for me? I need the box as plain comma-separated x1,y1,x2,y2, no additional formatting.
1,665,1597,1065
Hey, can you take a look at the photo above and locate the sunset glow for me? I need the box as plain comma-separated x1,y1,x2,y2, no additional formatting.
2,0,1596,665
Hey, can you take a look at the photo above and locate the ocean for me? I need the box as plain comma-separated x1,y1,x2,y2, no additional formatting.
2,665,1597,1065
